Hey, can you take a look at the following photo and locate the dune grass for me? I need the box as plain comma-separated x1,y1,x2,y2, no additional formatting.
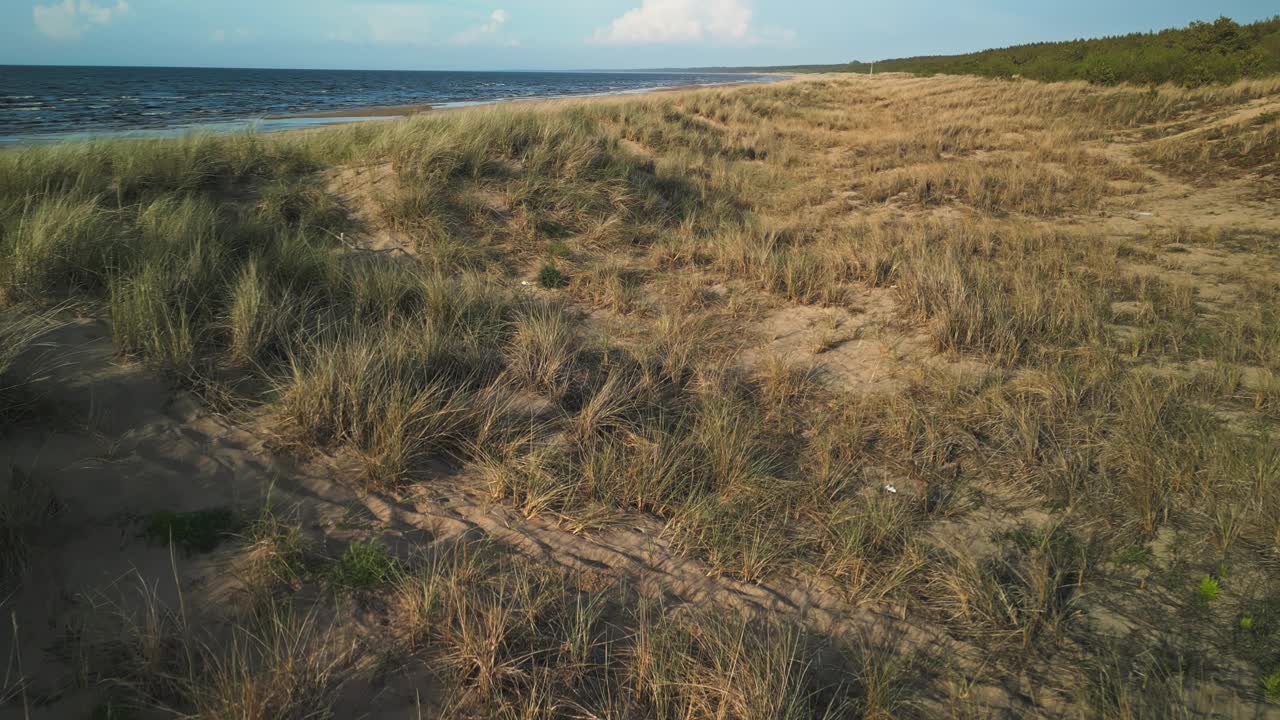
90,536,922,719
392,539,918,718
4,74,1280,716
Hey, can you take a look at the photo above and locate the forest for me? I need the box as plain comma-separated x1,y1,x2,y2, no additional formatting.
850,16,1280,86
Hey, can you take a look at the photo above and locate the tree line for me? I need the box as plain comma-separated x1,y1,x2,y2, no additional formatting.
848,16,1280,86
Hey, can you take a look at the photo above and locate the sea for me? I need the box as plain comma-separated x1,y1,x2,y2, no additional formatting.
0,66,777,145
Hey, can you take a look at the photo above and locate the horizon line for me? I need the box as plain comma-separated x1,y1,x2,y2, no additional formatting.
0,62,785,74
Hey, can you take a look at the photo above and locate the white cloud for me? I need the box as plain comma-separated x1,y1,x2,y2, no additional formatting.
365,3,435,46
453,8,513,46
77,0,127,24
33,1,79,39
594,0,757,45
33,0,129,40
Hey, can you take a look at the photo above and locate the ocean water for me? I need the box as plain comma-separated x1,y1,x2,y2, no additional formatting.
0,66,776,145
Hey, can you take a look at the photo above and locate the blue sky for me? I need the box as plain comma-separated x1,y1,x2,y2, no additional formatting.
1,1,1276,71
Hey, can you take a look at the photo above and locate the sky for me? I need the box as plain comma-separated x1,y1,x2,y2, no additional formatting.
0,0,1276,71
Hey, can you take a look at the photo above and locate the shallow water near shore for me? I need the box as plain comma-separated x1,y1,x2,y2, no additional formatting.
0,65,777,145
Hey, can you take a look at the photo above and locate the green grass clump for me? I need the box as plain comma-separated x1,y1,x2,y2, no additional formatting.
537,263,568,289
331,542,397,590
1264,670,1280,700
142,509,240,554
1197,575,1222,605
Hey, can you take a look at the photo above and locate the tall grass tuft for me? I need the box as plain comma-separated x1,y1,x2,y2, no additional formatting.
1,197,123,301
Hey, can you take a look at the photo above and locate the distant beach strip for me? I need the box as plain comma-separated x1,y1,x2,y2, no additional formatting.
262,78,778,121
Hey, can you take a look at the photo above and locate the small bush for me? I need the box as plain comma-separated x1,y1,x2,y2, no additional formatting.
537,263,567,289
142,509,240,554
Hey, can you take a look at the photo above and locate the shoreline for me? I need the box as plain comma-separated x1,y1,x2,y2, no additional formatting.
263,104,434,120
1,76,787,145
262,78,779,120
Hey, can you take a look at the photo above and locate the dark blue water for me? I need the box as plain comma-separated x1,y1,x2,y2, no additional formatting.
0,66,777,144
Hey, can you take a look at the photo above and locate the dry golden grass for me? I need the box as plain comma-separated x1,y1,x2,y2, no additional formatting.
3,72,1280,718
